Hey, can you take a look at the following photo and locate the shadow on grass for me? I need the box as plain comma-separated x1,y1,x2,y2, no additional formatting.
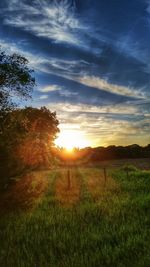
0,171,48,214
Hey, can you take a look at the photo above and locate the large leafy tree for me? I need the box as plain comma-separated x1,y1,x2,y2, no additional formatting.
0,107,59,180
0,50,59,186
18,107,59,168
0,49,35,110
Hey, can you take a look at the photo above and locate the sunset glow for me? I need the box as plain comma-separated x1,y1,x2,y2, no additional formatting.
55,130,90,150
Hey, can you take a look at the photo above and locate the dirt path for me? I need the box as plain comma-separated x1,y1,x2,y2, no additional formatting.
55,168,81,206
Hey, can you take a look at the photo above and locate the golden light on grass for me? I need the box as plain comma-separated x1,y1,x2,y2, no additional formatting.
55,129,89,150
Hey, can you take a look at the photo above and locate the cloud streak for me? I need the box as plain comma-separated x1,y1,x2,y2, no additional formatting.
39,85,61,93
74,75,145,98
1,0,86,46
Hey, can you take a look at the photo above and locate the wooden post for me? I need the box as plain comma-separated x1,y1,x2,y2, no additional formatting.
67,169,71,190
103,167,107,186
126,168,129,179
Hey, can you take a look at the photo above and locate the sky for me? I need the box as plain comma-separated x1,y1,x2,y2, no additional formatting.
0,0,150,147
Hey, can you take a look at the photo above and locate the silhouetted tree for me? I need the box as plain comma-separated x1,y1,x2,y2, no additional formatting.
0,49,35,111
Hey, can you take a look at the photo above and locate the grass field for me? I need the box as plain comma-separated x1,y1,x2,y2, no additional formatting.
0,165,150,267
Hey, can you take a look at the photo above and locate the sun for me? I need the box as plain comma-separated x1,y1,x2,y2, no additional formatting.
55,129,89,150
65,146,74,153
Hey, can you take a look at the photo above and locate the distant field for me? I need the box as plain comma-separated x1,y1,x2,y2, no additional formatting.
0,163,150,267
86,157,150,170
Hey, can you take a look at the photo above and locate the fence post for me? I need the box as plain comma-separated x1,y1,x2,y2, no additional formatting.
126,168,129,179
103,167,107,186
67,169,71,190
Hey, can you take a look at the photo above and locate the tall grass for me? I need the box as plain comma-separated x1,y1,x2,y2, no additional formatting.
0,168,149,267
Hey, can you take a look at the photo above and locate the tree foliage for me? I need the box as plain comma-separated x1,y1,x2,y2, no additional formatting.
0,107,59,181
0,49,60,188
0,49,35,110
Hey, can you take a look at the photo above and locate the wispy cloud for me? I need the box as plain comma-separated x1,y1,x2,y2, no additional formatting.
146,0,150,13
39,85,61,93
116,35,150,68
74,75,145,98
38,84,78,98
1,0,86,46
59,90,78,97
1,38,148,102
47,100,150,117
39,95,48,100
47,101,150,147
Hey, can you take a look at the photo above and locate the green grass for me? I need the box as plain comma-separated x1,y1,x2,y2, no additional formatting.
0,167,150,267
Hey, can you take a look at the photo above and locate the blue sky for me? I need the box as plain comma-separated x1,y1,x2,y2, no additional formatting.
0,0,150,146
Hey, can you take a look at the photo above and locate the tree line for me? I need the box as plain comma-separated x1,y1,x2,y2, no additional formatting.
78,144,150,163
54,144,150,167
90,144,150,161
